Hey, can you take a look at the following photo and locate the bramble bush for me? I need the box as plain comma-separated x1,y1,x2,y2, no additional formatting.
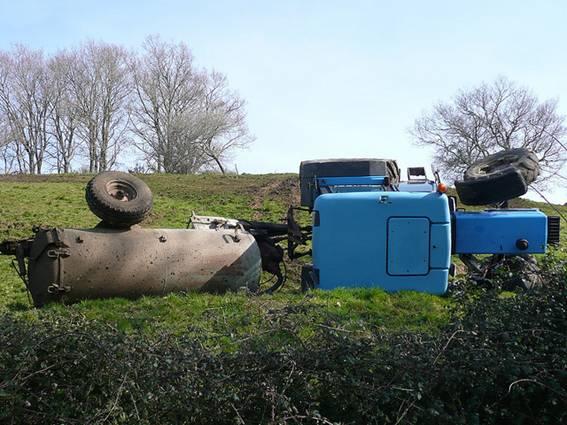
0,258,565,424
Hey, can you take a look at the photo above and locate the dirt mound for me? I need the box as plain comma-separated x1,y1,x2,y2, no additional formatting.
251,176,299,219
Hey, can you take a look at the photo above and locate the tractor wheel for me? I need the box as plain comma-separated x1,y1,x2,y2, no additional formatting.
86,171,153,227
455,148,540,205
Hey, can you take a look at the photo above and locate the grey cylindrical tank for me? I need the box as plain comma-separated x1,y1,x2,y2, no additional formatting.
27,227,261,306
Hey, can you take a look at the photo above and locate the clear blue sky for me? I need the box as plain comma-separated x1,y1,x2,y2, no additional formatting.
1,0,566,202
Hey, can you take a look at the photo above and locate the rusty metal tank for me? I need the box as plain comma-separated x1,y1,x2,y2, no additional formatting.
26,226,262,306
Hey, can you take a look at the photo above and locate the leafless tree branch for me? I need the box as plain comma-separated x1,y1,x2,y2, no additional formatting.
411,77,567,185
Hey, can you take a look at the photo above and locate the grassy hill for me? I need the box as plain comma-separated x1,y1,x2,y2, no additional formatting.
0,173,457,344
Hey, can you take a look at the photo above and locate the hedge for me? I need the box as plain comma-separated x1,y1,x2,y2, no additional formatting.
0,259,565,424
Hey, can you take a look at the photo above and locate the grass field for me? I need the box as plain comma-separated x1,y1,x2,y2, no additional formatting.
0,173,565,348
0,174,455,348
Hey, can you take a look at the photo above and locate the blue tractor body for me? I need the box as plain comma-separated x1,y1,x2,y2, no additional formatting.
313,189,451,294
453,209,548,255
304,172,555,294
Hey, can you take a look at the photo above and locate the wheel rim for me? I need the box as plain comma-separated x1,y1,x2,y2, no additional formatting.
476,158,512,175
105,180,137,202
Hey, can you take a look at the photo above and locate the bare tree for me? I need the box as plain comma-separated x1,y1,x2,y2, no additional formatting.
0,37,252,175
67,41,131,172
0,46,52,174
0,112,9,149
0,146,15,173
198,71,254,174
411,77,567,182
130,36,206,173
0,115,16,173
130,36,252,174
47,52,80,173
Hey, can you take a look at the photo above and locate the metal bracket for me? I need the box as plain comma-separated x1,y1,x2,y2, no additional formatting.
47,248,71,258
47,283,71,294
459,254,484,276
45,239,71,298
286,206,313,260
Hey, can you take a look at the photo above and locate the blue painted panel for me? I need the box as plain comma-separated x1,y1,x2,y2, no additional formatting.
314,191,451,224
312,191,450,294
317,176,388,187
387,218,429,275
454,209,547,254
430,223,451,269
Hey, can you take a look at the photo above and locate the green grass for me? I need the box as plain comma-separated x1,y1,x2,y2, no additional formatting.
1,173,565,347
0,173,299,240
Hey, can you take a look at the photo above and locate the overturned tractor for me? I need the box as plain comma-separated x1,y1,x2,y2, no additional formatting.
0,149,561,306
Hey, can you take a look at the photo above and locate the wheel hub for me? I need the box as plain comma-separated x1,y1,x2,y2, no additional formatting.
106,180,137,202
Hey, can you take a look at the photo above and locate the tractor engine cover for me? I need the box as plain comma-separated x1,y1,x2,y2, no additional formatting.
311,191,451,294
26,227,262,307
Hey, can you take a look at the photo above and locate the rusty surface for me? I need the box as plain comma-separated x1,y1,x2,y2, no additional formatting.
26,227,261,306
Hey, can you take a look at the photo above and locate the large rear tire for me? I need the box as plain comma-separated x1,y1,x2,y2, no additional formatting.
455,149,540,205
86,171,153,227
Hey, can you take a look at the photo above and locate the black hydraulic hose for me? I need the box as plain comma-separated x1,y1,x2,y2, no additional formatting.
258,262,287,295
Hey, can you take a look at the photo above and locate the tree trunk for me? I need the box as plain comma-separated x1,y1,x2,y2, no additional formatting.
212,155,225,174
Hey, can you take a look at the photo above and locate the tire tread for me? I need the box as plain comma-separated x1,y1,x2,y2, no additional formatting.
85,172,153,227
